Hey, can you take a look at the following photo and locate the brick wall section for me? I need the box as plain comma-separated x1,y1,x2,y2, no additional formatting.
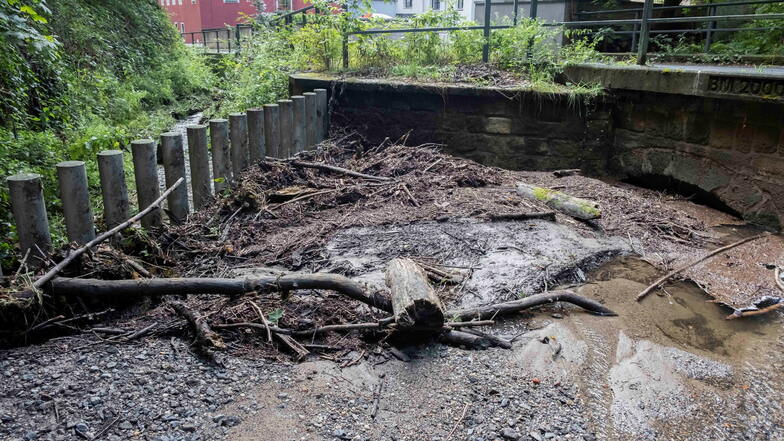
290,75,783,228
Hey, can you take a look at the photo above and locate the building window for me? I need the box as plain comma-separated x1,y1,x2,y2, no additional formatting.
457,0,463,9
404,0,412,7
278,0,290,9
192,0,196,3
431,0,440,10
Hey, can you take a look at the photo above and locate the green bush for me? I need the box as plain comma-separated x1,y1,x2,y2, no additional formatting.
0,0,215,268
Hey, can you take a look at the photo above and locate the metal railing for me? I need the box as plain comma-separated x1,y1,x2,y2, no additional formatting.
343,0,784,66
575,0,784,61
181,24,254,53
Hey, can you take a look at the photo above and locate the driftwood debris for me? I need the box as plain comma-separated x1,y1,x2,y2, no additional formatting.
552,169,581,178
43,274,393,312
15,178,184,300
385,258,445,329
636,232,771,301
516,182,600,220
291,160,393,182
170,301,225,350
446,290,617,321
488,211,557,222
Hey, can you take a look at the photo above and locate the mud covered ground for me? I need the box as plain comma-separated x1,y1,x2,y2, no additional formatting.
1,137,783,441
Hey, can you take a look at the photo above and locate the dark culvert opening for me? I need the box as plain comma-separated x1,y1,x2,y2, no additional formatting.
623,174,743,218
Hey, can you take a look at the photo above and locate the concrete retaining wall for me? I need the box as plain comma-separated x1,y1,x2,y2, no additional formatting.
290,74,784,228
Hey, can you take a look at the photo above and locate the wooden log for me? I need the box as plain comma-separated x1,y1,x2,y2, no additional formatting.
488,211,556,222
445,290,617,321
44,273,393,312
131,139,163,229
291,95,306,154
278,99,293,158
56,161,95,244
209,119,231,193
229,112,249,175
6,173,52,265
263,104,281,158
186,125,212,210
303,92,317,149
160,132,190,222
516,182,600,220
314,88,328,142
439,330,492,349
97,150,130,229
385,258,445,329
247,107,265,163
552,169,581,178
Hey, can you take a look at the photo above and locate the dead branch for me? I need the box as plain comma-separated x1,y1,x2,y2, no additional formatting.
488,211,557,222
17,178,184,299
552,169,581,178
170,302,225,350
291,160,393,182
41,273,393,312
445,290,617,321
460,328,512,349
637,232,771,301
213,319,495,337
439,330,492,349
274,332,310,361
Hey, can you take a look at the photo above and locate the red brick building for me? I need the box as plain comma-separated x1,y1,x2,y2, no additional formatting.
160,0,309,41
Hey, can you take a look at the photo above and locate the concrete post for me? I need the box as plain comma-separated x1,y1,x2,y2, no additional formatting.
247,107,265,163
278,99,293,158
291,95,306,154
160,132,189,223
229,112,249,176
187,125,211,210
97,150,130,229
303,92,317,149
131,139,162,229
209,119,231,193
7,173,51,264
263,104,281,158
314,89,328,143
56,161,95,244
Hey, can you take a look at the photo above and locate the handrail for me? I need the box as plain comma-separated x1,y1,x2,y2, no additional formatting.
577,0,783,16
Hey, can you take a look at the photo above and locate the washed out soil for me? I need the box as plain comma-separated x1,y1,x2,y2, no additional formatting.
1,133,783,441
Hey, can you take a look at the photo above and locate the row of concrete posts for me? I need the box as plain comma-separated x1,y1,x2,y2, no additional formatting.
5,89,329,272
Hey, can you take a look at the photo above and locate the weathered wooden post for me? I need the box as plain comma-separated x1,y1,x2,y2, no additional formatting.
278,99,293,158
160,132,189,223
187,125,211,210
314,89,328,143
229,112,249,176
56,161,95,244
263,104,281,158
291,95,306,154
131,139,162,229
247,107,265,163
7,173,52,265
385,258,445,329
303,92,317,149
97,150,130,229
209,119,231,193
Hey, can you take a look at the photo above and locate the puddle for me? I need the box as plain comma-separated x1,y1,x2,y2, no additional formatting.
579,256,783,361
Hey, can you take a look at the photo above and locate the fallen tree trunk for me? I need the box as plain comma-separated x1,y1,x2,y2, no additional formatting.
45,274,393,312
516,182,600,220
445,290,617,321
385,258,445,329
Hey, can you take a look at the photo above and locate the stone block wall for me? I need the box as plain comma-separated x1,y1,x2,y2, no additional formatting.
290,74,783,228
292,77,614,175
612,91,784,227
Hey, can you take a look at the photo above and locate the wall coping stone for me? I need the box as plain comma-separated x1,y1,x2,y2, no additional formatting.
564,62,784,103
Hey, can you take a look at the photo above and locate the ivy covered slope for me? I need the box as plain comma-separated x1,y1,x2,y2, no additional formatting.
0,0,215,265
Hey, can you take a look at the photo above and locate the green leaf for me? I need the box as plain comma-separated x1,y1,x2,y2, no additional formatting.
267,308,284,325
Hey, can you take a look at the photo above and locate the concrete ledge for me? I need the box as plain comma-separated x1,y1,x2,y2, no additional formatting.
564,63,784,103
